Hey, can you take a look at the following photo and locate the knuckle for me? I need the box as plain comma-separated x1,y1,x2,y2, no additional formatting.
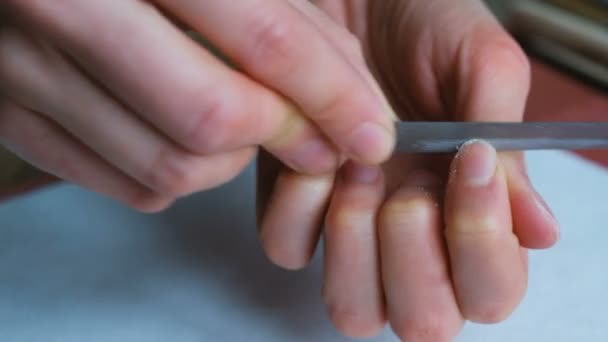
379,193,437,229
324,209,373,239
143,148,199,196
183,89,233,154
245,8,299,77
469,28,531,83
313,82,359,123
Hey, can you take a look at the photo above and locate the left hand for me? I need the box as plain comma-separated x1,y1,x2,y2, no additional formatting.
257,1,560,340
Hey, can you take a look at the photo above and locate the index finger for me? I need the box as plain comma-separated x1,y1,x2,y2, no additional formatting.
156,0,396,164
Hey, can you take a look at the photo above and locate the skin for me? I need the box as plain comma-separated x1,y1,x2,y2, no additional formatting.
0,0,395,211
258,1,561,340
0,0,563,340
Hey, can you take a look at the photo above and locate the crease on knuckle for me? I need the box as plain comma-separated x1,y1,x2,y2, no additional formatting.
185,88,231,154
448,213,502,237
312,82,359,124
144,148,197,197
246,8,299,77
324,210,375,241
379,194,437,230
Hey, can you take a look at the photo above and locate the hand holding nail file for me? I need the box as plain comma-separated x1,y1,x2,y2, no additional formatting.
395,122,608,153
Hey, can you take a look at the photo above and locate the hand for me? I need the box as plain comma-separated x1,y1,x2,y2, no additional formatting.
257,1,560,340
0,0,395,211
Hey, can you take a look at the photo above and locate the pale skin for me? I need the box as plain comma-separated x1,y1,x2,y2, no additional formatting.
0,1,559,341
259,1,561,340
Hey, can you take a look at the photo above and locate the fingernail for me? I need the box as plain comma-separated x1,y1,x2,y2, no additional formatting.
345,162,380,184
289,139,337,174
523,171,561,239
454,140,497,187
533,190,561,239
348,122,393,163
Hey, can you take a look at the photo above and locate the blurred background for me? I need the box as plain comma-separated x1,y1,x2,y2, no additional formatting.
1,0,607,199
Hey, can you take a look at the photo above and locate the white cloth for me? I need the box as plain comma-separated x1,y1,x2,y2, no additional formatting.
0,151,607,341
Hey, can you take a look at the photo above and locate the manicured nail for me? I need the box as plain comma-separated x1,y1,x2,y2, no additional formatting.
345,162,380,184
348,122,394,164
289,139,337,174
455,140,497,187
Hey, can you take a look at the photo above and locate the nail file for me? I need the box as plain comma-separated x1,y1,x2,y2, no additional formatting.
395,122,608,153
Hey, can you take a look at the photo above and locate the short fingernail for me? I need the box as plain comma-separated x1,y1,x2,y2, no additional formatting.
348,122,394,163
345,162,380,184
289,139,337,174
454,140,497,187
533,190,561,239
522,170,561,239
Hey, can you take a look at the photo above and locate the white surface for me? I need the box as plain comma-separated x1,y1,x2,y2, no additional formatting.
0,151,607,342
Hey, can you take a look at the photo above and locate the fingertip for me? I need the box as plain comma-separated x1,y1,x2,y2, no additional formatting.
346,121,395,165
129,195,174,214
327,307,386,339
451,139,497,188
259,231,312,270
257,171,333,271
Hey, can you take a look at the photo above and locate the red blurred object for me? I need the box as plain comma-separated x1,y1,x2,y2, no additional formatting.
525,59,608,167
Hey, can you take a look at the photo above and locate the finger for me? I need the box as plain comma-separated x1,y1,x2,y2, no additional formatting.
502,152,559,249
323,162,385,338
379,170,463,342
435,1,559,248
0,99,171,213
258,168,334,270
289,0,397,121
6,1,337,174
0,26,255,197
155,0,396,164
445,140,527,323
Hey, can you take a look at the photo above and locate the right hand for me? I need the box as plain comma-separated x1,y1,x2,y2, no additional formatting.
0,0,395,211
